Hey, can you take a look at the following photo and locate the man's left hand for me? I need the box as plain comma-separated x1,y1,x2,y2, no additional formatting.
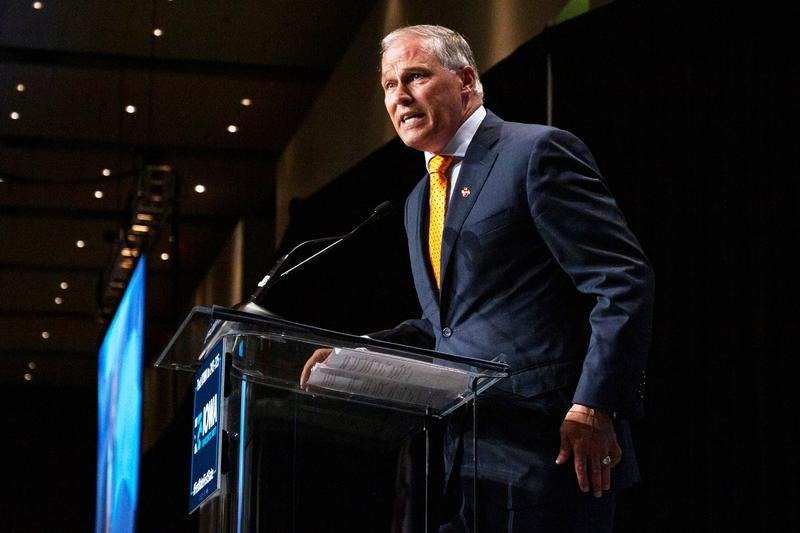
555,404,621,497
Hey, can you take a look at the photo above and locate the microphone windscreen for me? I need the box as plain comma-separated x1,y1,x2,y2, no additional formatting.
372,201,393,220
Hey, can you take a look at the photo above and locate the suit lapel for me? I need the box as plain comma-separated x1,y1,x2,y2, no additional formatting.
439,112,502,295
408,176,441,315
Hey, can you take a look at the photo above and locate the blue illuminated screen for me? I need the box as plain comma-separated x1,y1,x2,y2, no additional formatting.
95,257,145,533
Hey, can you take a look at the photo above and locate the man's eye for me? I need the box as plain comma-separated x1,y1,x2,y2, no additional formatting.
384,81,395,90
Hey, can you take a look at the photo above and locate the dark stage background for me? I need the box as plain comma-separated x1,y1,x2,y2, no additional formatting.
139,2,798,531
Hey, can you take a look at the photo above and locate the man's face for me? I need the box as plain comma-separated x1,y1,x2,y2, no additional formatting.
381,35,475,153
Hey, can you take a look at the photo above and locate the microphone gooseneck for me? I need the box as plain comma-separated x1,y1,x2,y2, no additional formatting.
246,201,393,309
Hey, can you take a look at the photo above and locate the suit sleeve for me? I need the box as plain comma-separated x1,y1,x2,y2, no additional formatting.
367,317,436,349
527,128,654,418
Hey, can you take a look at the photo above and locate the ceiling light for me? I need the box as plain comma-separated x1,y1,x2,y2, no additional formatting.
16,83,26,92
102,168,111,176
136,213,154,222
28,361,36,370
227,124,238,133
125,105,136,114
153,28,163,37
160,252,170,261
131,224,150,233
41,331,50,339
76,240,86,248
54,296,63,305
24,373,33,381
60,281,69,290
241,98,252,106
194,184,206,193
32,1,43,9
94,190,104,199
10,111,20,120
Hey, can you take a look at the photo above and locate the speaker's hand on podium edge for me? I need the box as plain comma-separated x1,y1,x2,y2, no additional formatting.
300,348,333,388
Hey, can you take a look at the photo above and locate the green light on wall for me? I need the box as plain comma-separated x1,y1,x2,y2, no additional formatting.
554,0,591,25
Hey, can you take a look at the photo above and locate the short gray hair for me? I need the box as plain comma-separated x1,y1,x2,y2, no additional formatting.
380,25,484,100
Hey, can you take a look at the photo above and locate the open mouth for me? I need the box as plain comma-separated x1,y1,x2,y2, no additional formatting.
400,113,424,126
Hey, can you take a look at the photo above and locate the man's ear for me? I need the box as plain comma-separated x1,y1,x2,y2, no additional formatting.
460,65,478,94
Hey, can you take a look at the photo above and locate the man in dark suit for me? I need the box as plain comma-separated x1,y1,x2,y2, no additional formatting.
303,24,653,532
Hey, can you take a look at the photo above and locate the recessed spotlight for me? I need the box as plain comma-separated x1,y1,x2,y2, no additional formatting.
54,296,63,305
41,331,50,339
125,105,136,114
10,111,20,120
94,190,104,199
160,252,170,261
102,168,111,176
153,28,163,37
32,1,43,10
194,184,206,193
76,240,86,248
241,98,252,106
16,83,26,92
24,373,33,381
28,361,36,370
60,281,69,290
227,124,238,133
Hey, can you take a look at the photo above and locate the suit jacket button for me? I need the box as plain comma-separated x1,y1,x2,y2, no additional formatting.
441,327,452,338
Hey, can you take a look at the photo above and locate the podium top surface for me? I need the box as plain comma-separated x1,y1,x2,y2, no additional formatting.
155,305,511,417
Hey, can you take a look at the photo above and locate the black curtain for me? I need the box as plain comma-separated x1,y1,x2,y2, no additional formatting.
275,2,799,531
543,3,798,531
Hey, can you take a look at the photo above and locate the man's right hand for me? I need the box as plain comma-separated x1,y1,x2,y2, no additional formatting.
300,348,333,387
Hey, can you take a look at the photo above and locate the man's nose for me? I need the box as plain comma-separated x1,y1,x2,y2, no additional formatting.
393,83,413,105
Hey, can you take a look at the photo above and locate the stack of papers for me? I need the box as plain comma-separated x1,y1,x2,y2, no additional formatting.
306,347,476,409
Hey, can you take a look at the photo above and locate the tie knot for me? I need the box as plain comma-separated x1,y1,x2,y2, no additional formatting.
429,155,454,176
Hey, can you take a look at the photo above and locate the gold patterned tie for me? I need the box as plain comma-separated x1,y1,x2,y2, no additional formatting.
428,155,454,289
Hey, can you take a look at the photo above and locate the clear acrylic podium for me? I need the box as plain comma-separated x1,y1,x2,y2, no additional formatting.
155,305,510,532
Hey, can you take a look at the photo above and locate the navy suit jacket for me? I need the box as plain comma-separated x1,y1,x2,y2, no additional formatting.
373,110,654,495
376,110,653,416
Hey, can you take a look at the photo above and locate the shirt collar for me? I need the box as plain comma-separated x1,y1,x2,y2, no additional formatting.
425,106,487,170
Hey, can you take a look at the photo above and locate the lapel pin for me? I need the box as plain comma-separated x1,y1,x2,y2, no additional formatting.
461,187,471,198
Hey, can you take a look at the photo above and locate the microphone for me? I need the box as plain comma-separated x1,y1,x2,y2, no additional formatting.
242,201,393,313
